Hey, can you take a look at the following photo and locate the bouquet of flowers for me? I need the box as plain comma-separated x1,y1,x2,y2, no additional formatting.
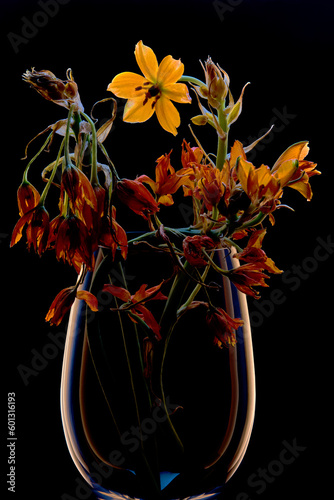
11,41,319,499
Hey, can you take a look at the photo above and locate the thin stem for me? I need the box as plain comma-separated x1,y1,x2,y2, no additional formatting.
22,132,53,183
39,138,65,205
216,104,228,171
177,264,211,316
159,323,184,454
80,111,99,185
179,75,206,87
64,105,74,167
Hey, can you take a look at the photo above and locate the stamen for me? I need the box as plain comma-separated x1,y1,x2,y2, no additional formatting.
135,86,143,91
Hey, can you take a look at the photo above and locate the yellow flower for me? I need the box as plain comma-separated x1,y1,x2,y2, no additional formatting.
107,41,191,135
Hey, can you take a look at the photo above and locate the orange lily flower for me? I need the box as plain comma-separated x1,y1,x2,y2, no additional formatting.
228,263,269,298
236,156,298,211
61,164,98,226
116,178,159,220
206,307,243,348
49,215,95,273
102,281,167,340
17,181,40,216
11,204,49,256
107,41,191,135
271,141,320,201
45,286,98,326
98,206,128,260
233,229,282,274
137,151,192,206
193,165,226,210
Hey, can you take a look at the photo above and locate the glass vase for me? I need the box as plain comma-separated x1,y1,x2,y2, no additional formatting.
60,241,256,500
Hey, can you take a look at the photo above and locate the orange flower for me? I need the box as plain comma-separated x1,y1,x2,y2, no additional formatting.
52,215,95,272
233,229,282,274
98,206,128,260
193,165,226,210
137,151,192,206
22,68,83,111
11,204,49,256
102,281,167,340
116,178,159,220
17,181,40,216
61,164,98,225
228,263,269,298
107,41,191,135
45,286,98,326
183,234,218,267
206,307,243,348
271,141,320,201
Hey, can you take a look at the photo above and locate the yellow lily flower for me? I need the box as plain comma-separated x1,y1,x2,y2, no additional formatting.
107,41,191,135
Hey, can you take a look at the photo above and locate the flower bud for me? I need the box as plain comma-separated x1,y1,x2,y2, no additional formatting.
203,57,228,109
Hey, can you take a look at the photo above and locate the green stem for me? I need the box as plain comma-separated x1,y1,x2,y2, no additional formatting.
64,105,74,167
216,104,228,171
177,264,211,316
80,111,99,185
159,323,184,454
179,75,206,87
22,132,53,183
39,138,65,205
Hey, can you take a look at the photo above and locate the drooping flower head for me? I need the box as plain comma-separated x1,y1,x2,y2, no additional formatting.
22,68,83,111
107,41,191,135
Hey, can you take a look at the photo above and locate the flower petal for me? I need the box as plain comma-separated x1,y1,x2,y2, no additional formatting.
272,141,309,171
135,41,158,82
123,97,155,123
76,290,99,311
155,96,180,135
102,284,131,303
107,72,147,99
163,82,191,104
157,55,184,86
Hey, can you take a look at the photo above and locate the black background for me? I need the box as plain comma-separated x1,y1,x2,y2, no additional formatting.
1,0,333,499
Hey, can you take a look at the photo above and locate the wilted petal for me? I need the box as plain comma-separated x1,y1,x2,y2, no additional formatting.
102,284,131,303
76,290,99,311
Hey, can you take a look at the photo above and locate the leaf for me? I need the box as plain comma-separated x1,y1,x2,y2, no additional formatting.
227,82,250,126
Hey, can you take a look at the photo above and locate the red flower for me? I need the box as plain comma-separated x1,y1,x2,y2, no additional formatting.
228,263,269,298
98,206,128,260
233,229,282,274
17,181,40,216
61,165,98,225
206,307,243,348
51,215,94,272
183,234,218,267
11,204,49,256
102,281,167,340
137,151,193,206
116,178,159,220
45,286,98,326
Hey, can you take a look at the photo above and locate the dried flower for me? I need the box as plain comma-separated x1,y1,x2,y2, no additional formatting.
22,68,83,111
